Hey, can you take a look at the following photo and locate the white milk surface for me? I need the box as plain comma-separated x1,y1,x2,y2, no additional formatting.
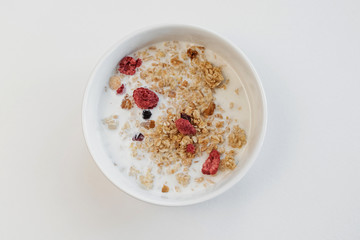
99,41,251,197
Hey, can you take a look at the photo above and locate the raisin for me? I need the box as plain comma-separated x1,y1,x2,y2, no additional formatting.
180,113,192,122
132,133,144,141
142,110,152,119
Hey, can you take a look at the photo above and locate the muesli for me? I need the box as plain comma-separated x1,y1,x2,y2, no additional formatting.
101,41,250,194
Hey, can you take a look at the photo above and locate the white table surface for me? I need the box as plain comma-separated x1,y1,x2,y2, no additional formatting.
1,0,360,239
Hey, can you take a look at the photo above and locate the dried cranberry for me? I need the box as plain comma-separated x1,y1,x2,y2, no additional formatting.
202,149,220,175
186,144,195,154
175,118,196,135
180,113,192,122
116,84,125,94
118,56,142,75
133,87,159,109
132,133,144,141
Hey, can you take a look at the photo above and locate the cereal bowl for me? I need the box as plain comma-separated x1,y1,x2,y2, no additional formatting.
82,24,267,206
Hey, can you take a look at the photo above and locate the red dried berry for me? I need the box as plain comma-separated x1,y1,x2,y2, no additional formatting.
136,58,142,68
133,87,159,109
118,56,142,75
186,144,195,154
116,84,125,94
202,149,220,175
175,118,196,135
132,133,144,141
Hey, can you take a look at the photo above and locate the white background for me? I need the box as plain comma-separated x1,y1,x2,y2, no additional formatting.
1,0,360,239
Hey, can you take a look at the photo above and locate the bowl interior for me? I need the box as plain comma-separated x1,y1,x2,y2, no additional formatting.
82,25,266,206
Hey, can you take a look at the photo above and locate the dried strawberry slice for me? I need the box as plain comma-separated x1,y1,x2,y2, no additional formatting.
118,56,142,75
202,149,220,175
175,118,196,135
133,87,159,109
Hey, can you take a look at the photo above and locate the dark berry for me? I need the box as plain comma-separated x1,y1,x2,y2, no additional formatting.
181,113,192,122
132,133,144,141
142,110,152,119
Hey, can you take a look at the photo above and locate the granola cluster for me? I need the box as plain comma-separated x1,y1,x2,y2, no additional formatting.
104,41,247,192
229,125,247,149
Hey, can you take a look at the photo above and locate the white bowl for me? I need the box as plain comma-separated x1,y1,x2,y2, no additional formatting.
82,24,267,206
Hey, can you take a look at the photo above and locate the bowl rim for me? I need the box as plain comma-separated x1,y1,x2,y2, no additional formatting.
82,23,267,206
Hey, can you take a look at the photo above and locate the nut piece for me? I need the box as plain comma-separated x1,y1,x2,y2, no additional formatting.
121,94,133,109
228,125,247,148
109,76,121,90
162,185,169,193
140,120,155,129
187,48,198,59
203,102,216,116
